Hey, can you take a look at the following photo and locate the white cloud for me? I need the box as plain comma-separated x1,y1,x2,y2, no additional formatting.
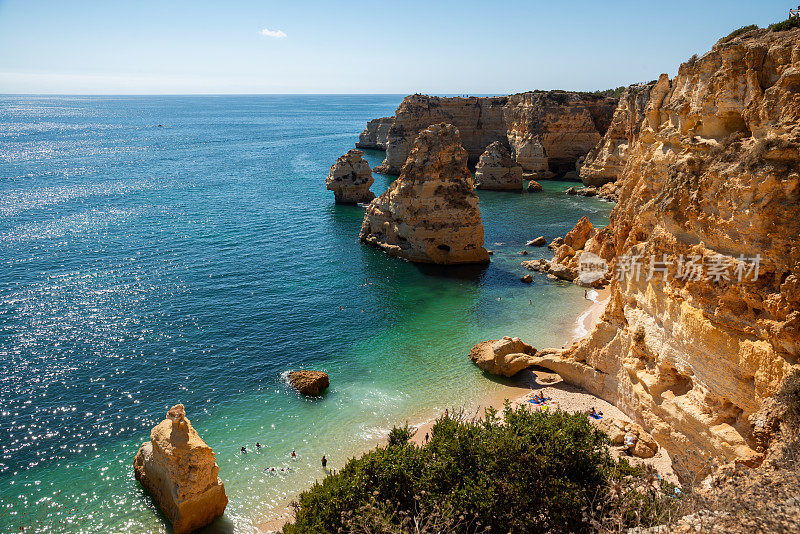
260,28,287,39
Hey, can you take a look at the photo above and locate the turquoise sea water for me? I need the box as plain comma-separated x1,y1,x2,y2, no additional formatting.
0,95,612,533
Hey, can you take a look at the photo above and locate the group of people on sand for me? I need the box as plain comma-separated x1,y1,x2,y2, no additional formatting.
530,391,550,405
586,407,603,419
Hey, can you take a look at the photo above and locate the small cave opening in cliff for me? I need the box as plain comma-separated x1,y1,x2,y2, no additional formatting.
437,244,451,251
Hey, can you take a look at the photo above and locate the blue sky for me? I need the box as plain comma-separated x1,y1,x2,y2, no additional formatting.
0,0,793,94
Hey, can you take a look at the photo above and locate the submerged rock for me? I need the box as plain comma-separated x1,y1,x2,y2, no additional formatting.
360,123,490,264
469,336,536,377
474,141,523,191
288,370,329,396
325,149,375,204
133,404,228,534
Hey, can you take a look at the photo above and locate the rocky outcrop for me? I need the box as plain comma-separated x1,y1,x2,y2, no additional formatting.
325,149,375,204
526,179,543,192
371,92,617,177
598,418,659,458
578,82,657,186
474,141,524,190
468,336,537,377
356,117,393,150
535,217,615,287
133,405,227,534
288,370,329,396
360,123,490,264
523,28,800,478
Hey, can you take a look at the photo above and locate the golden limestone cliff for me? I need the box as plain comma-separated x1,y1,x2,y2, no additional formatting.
371,92,617,177
531,28,800,477
360,123,490,264
578,81,659,186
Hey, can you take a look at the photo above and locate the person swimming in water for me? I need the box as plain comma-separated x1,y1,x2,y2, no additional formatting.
321,455,327,468
256,442,261,449
291,449,296,459
241,446,246,453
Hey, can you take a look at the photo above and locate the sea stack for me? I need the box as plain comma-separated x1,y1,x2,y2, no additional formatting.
133,404,227,534
287,370,330,396
325,149,375,204
360,123,490,264
474,141,524,191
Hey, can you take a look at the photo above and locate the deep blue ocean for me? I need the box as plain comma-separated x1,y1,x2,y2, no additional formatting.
0,95,611,533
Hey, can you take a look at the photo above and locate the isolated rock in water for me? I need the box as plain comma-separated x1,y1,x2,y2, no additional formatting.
356,116,393,150
326,149,375,204
521,274,533,283
578,82,656,186
598,418,659,459
133,404,228,534
565,186,577,195
527,236,547,247
576,186,597,197
469,336,536,377
360,123,490,264
526,179,543,192
474,141,523,190
288,370,329,396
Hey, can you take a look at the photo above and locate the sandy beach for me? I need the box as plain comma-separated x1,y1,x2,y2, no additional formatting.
257,286,679,533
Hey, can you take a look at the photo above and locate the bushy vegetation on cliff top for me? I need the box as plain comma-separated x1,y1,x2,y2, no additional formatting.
283,404,680,534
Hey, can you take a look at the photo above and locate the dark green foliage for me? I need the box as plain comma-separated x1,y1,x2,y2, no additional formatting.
283,404,680,533
721,24,758,42
778,370,800,430
387,423,415,446
770,16,800,32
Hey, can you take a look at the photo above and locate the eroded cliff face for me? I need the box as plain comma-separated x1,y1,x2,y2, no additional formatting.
532,28,800,477
371,92,617,177
356,116,393,150
578,81,659,186
360,123,490,264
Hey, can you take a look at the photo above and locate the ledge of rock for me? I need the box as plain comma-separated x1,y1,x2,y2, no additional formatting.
474,141,523,191
468,336,536,377
360,123,490,264
288,370,329,396
325,149,375,204
133,404,228,534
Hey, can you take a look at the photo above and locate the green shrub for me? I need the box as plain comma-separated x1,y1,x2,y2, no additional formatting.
721,24,758,43
283,404,679,533
770,16,800,32
387,423,415,446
